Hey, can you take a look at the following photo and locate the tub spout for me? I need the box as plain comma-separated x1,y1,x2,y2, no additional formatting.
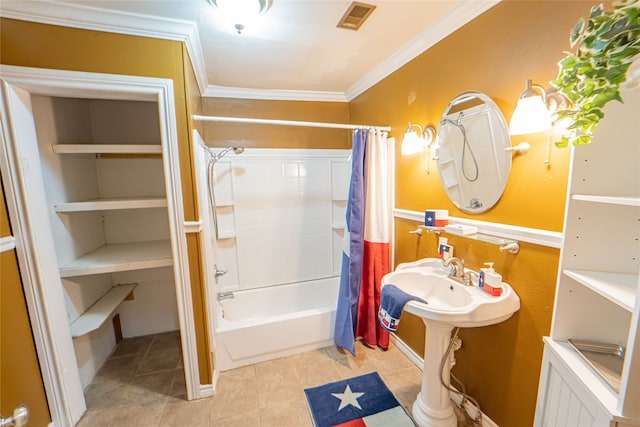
217,291,235,301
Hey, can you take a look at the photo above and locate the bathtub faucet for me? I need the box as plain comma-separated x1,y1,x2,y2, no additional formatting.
217,291,235,301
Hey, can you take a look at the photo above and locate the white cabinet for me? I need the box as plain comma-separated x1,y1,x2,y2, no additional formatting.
535,64,640,426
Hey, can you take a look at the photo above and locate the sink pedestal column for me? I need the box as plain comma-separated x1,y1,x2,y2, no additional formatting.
411,321,458,427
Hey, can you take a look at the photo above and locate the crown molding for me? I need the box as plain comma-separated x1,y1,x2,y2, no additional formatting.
203,85,348,102
0,0,209,94
0,236,17,253
344,0,501,101
0,0,499,102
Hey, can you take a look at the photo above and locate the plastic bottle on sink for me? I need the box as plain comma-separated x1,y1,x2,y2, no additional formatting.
479,262,502,296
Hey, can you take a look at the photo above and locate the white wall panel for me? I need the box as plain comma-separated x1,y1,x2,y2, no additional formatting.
233,159,332,288
207,149,350,291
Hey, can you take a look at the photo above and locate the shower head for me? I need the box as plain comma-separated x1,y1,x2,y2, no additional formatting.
210,146,244,162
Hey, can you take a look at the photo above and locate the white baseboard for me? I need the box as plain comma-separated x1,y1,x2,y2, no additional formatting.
198,383,215,398
390,334,499,427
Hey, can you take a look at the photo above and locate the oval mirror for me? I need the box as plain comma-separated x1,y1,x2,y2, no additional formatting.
436,91,511,214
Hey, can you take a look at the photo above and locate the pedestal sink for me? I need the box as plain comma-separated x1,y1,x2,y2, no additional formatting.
381,258,520,427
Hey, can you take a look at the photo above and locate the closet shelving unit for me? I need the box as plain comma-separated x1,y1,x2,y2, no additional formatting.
49,141,174,339
534,65,640,426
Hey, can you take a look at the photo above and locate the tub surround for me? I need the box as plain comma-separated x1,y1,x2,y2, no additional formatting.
199,148,350,371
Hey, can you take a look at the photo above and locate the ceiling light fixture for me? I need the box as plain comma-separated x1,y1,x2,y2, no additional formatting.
208,0,272,34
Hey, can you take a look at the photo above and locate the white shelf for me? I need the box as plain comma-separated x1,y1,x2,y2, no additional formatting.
52,144,162,154
54,197,167,212
69,283,137,338
216,230,236,240
59,240,173,277
537,71,640,423
572,194,640,207
544,338,620,415
564,269,638,312
215,200,234,208
332,222,346,230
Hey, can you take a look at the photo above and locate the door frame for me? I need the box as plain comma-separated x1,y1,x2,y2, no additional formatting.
0,65,200,425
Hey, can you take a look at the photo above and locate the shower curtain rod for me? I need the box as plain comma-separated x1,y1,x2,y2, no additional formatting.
192,115,392,132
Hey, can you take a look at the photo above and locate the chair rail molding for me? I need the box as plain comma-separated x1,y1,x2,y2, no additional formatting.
393,208,562,249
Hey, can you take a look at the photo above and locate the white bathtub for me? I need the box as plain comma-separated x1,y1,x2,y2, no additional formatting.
215,277,340,371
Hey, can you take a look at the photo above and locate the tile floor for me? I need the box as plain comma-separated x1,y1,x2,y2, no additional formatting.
76,331,475,426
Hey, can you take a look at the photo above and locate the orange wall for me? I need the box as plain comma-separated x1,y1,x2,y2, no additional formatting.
202,98,350,149
349,1,595,425
182,44,214,382
1,180,51,426
0,18,212,384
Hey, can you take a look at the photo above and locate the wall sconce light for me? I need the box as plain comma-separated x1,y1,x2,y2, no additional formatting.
508,79,571,163
208,0,272,34
401,122,438,173
401,122,437,155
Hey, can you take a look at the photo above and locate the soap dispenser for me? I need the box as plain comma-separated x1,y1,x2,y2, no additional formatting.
479,262,502,296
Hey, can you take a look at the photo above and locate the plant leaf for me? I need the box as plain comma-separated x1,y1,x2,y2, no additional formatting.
551,0,637,148
571,17,586,45
573,135,593,145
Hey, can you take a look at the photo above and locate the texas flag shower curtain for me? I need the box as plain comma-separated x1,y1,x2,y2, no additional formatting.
334,129,393,355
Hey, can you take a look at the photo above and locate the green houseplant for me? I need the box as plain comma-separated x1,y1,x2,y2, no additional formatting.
552,0,640,147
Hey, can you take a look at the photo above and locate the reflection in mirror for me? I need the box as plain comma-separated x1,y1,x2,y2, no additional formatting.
436,91,511,214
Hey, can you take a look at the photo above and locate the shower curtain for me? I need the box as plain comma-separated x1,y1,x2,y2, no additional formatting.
334,129,392,355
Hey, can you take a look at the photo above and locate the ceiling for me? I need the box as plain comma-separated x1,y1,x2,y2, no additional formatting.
1,0,499,101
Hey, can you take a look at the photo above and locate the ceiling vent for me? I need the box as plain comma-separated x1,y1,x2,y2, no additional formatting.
337,2,376,31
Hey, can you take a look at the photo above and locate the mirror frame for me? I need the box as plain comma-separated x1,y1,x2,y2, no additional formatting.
436,91,511,214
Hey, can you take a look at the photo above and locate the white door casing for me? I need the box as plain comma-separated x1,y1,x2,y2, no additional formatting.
0,65,200,426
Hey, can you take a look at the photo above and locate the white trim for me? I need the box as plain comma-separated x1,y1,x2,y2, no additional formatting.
199,383,215,398
153,72,203,400
0,0,498,102
0,66,203,421
184,221,203,233
0,0,208,94
0,236,16,252
203,85,347,102
390,333,424,369
393,208,562,249
1,75,85,426
193,115,390,132
344,0,501,101
392,334,499,427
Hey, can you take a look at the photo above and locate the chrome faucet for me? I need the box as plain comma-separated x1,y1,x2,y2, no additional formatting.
463,270,479,287
443,257,479,286
443,257,465,281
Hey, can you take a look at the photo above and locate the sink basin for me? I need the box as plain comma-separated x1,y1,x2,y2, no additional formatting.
382,265,520,328
382,258,520,427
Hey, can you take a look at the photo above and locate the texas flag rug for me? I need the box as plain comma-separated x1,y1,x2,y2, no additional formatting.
304,372,415,427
